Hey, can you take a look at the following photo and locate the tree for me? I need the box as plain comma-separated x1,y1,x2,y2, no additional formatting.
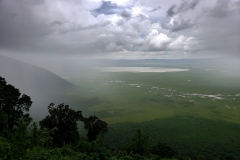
0,77,32,130
83,115,108,142
0,108,7,136
151,142,177,158
9,117,31,159
127,129,150,155
39,103,83,147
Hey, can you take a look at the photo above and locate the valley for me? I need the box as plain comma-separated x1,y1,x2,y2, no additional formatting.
58,65,240,158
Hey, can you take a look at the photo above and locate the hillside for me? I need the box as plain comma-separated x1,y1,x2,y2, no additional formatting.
0,54,76,92
0,54,81,120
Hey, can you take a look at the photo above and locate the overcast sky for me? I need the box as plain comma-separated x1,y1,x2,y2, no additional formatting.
0,0,240,60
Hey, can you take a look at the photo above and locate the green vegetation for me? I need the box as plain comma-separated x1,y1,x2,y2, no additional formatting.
0,76,183,159
39,103,83,147
1,64,240,159
60,68,240,159
66,69,240,124
0,77,32,130
83,115,108,142
105,115,240,159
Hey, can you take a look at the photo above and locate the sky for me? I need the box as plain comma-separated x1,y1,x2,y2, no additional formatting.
0,0,240,60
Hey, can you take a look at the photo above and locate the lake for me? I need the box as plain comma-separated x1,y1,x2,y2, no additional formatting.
92,67,189,73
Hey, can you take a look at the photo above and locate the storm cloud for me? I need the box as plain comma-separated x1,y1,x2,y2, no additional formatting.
0,0,51,51
167,4,177,17
206,0,236,18
161,16,195,32
120,11,131,18
0,0,239,60
166,0,200,17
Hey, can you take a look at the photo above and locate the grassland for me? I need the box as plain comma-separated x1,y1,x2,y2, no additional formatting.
64,68,240,124
61,66,240,158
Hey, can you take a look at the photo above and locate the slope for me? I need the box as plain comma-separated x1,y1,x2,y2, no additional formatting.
0,54,84,120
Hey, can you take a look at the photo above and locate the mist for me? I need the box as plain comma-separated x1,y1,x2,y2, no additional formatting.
0,54,95,121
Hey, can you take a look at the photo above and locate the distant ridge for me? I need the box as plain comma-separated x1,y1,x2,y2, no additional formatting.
0,54,77,120
0,54,76,92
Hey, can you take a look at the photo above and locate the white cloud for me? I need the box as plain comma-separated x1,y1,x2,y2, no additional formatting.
169,35,199,50
145,31,171,51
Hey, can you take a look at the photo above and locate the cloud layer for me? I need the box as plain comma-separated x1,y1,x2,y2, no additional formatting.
0,0,239,59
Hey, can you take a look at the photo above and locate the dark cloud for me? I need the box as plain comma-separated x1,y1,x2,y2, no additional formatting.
236,1,240,14
149,6,161,12
161,16,194,32
93,1,124,15
207,0,232,18
137,14,148,21
50,21,63,26
120,11,131,18
22,0,45,6
166,4,177,17
58,21,111,34
166,0,199,17
160,22,168,30
170,19,194,32
0,0,51,51
178,0,199,12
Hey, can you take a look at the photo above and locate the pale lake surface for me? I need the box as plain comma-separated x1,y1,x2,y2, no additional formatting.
92,67,189,73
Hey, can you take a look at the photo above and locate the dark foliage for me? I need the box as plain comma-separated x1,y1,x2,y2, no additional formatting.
83,115,108,142
0,77,32,130
73,140,112,159
151,142,178,158
0,108,7,136
126,129,150,156
39,103,83,147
